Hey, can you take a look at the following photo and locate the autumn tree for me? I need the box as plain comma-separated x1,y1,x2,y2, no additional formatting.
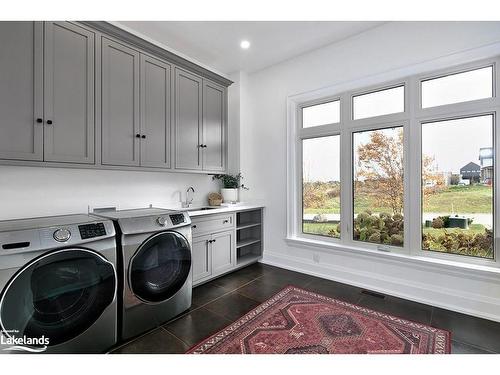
356,129,404,215
356,129,442,215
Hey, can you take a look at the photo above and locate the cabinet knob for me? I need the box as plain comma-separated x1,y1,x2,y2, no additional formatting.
192,225,197,229
223,220,229,224
36,118,43,123
141,135,146,139
46,120,53,125
135,134,141,138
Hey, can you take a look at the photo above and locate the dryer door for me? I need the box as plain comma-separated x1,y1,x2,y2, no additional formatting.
0,249,116,348
129,231,191,303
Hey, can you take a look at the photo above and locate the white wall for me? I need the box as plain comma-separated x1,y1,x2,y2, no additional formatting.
241,21,500,321
0,166,218,220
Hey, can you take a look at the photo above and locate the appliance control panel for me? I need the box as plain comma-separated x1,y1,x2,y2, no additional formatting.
78,222,107,240
169,214,186,225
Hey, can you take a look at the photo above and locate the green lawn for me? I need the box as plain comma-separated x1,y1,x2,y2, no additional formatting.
304,185,493,215
422,223,486,236
303,222,339,238
423,185,492,213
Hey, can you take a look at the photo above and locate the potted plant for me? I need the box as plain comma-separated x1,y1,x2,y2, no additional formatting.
212,173,249,203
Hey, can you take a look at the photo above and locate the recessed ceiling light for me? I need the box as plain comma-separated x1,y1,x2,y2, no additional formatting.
240,40,250,49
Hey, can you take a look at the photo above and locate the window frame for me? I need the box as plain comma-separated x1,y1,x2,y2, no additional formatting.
287,55,500,269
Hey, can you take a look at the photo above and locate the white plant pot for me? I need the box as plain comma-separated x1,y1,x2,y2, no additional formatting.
221,188,238,203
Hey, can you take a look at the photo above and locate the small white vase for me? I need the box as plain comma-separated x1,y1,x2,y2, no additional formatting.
221,188,238,203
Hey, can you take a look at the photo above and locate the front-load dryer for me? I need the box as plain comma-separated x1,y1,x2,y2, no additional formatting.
0,214,118,354
92,208,192,341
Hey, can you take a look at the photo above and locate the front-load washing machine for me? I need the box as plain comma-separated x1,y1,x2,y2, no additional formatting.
0,214,118,354
92,208,192,341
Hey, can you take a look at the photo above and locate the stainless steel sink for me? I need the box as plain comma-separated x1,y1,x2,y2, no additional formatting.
185,206,218,211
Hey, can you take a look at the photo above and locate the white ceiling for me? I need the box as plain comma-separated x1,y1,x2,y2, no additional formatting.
117,21,386,75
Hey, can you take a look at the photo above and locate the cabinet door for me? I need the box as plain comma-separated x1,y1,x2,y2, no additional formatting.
175,68,202,170
202,80,226,172
140,54,171,168
211,230,235,277
44,22,95,164
192,235,212,283
101,38,140,166
0,22,43,161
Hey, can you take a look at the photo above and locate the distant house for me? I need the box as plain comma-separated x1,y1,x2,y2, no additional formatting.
460,162,481,183
479,147,493,183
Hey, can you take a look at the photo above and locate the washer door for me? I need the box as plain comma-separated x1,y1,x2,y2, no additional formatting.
130,231,191,303
0,249,116,347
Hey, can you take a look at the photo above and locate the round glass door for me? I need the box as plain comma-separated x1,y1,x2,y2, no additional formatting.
130,231,191,303
0,249,116,347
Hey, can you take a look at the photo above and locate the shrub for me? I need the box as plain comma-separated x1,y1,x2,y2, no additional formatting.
432,217,444,229
353,210,404,246
422,229,493,258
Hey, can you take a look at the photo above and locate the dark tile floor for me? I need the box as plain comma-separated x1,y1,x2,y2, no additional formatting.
111,263,499,354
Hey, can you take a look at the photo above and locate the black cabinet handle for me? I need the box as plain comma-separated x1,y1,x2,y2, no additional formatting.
212,239,216,243
135,134,141,138
46,120,53,125
36,118,43,123
192,225,197,229
141,135,146,139
223,220,229,224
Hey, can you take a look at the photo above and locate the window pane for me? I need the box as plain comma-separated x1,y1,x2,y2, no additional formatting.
302,135,340,238
422,115,494,259
353,86,404,120
302,100,340,128
353,127,404,247
421,66,493,108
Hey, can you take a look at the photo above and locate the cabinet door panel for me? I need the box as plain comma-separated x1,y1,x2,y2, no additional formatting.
140,55,171,168
101,38,140,166
0,22,43,161
192,235,212,283
211,230,234,276
175,68,202,170
203,81,226,171
44,22,95,164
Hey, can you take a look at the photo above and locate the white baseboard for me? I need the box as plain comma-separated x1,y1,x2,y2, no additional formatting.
261,251,500,323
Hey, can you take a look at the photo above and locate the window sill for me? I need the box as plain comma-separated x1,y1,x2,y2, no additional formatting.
285,235,500,281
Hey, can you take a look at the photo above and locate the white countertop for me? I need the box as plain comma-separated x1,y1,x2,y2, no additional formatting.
168,203,264,218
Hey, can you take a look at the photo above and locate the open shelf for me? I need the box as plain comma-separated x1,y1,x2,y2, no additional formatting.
236,238,261,248
237,253,261,266
237,222,261,230
236,208,263,266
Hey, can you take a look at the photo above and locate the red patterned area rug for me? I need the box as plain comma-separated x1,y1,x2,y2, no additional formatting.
187,286,451,354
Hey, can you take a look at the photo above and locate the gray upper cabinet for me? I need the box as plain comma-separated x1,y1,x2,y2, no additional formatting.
43,22,95,164
203,80,226,172
140,54,172,168
101,37,140,166
175,68,203,170
0,21,229,173
0,22,43,161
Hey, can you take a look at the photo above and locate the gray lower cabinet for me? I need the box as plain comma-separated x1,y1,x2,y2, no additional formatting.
211,230,235,275
202,80,226,172
140,54,172,168
192,229,235,285
101,37,140,166
0,22,43,161
192,234,212,282
43,22,95,164
175,68,203,170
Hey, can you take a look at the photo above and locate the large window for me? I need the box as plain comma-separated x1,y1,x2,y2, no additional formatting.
421,115,494,259
291,57,499,267
421,66,493,108
352,86,405,120
302,136,341,238
353,127,404,246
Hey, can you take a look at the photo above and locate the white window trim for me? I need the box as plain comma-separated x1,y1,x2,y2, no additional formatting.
287,52,500,273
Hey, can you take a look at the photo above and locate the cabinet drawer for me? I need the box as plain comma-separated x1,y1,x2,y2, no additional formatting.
191,213,234,237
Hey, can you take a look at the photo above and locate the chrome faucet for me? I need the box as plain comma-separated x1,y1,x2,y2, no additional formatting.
182,186,195,208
